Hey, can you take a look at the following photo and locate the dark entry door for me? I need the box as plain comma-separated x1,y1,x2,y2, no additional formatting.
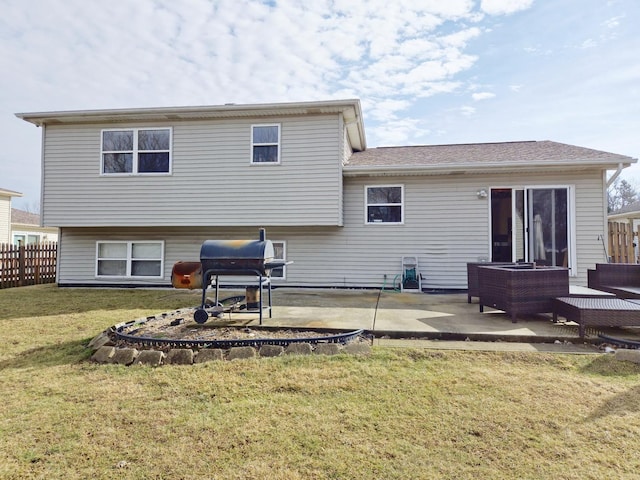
491,187,570,268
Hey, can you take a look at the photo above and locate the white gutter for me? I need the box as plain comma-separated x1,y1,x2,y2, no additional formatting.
15,99,363,126
343,159,632,176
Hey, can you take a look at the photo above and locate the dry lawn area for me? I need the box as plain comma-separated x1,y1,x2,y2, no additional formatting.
1,285,640,479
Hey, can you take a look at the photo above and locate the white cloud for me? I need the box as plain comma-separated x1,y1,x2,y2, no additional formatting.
460,106,476,116
580,38,598,49
472,92,496,101
367,99,412,121
441,27,483,48
603,15,625,29
0,0,491,110
509,85,523,92
480,0,534,15
368,117,426,146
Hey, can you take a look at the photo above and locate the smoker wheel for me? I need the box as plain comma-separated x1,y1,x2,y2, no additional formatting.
193,308,209,324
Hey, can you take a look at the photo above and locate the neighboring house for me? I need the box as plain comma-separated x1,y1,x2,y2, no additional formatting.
608,201,640,228
11,208,58,245
0,188,23,244
608,202,640,262
16,99,636,289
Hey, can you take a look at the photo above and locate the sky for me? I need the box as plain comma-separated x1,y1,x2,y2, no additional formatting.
1,0,639,210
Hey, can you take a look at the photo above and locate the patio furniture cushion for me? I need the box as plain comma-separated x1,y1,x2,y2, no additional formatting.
553,297,640,338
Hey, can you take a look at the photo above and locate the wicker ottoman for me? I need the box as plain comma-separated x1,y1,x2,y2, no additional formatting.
553,297,640,338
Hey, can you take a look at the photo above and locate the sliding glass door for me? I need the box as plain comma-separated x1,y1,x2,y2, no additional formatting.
491,187,571,269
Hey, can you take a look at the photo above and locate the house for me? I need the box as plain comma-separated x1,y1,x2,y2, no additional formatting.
607,202,640,263
11,208,58,245
0,188,23,244
16,99,636,289
608,201,640,228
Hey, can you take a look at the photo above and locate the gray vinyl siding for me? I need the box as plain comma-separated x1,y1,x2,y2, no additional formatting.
42,115,344,228
340,170,607,288
57,169,606,288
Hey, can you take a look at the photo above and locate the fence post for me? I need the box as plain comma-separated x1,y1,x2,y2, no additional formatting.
608,222,616,263
18,243,25,287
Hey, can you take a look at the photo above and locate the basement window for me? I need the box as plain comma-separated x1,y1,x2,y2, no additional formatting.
270,241,287,279
96,241,164,278
365,185,404,224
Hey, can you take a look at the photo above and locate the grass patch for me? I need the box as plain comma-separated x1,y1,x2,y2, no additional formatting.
1,285,640,479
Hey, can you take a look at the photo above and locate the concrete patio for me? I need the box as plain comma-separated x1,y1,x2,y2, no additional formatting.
207,286,640,352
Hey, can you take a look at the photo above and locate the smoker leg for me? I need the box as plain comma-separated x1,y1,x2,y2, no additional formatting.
258,275,263,325
197,274,210,324
200,280,207,309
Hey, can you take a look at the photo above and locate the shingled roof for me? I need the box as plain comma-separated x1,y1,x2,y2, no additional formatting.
11,208,40,226
344,140,634,173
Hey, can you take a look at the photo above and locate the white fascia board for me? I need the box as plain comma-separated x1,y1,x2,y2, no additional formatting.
0,189,23,197
15,99,364,127
342,159,636,176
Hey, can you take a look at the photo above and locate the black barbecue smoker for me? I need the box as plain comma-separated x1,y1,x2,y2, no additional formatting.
171,229,289,324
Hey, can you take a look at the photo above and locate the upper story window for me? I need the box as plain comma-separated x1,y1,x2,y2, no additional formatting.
365,185,404,224
101,128,172,174
251,124,280,164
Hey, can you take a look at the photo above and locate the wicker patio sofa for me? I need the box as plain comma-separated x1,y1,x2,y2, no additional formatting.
467,262,523,303
478,265,569,322
587,263,640,299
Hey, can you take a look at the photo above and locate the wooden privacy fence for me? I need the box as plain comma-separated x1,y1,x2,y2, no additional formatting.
608,221,639,264
0,242,57,289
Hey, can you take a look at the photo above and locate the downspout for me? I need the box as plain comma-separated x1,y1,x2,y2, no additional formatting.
607,163,624,188
603,163,624,264
40,124,46,227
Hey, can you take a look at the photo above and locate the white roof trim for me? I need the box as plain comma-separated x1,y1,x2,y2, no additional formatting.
0,188,23,197
343,159,634,176
16,99,366,151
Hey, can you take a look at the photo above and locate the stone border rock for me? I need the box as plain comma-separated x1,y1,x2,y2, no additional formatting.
614,348,640,364
90,338,371,366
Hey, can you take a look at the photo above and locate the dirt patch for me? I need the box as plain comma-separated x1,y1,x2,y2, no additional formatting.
115,307,365,344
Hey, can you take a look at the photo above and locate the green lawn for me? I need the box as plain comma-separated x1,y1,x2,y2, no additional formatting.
1,284,639,479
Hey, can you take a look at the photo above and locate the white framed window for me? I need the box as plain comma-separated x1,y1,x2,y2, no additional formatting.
96,241,164,278
365,185,404,224
251,124,280,164
101,128,172,175
13,233,41,245
270,241,287,279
